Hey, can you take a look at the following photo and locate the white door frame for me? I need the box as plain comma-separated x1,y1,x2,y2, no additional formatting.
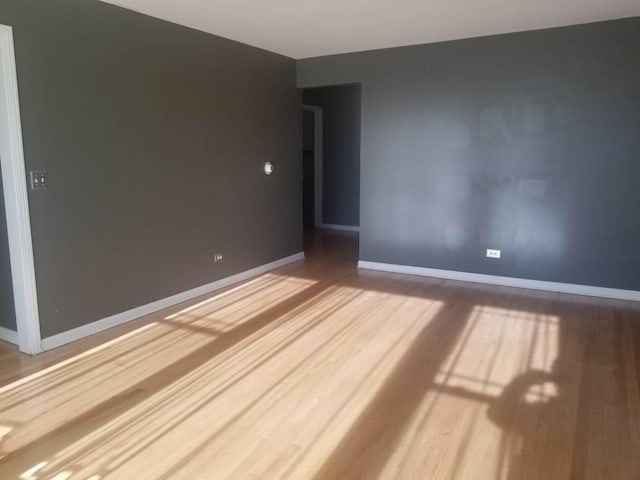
0,25,42,355
302,105,323,227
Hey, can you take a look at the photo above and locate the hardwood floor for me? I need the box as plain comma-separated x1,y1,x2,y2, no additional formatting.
0,229,639,479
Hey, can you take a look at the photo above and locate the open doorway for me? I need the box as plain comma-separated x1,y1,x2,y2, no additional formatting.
302,105,322,229
301,84,361,255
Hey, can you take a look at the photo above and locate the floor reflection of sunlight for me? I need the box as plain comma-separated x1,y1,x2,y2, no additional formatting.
0,272,570,480
0,323,157,396
374,304,561,480
49,472,72,480
436,306,559,388
19,461,46,480
0,272,447,479
433,305,560,400
524,381,558,404
0,272,316,478
0,424,12,441
164,273,318,322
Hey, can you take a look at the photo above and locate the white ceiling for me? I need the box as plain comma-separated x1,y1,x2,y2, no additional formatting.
102,0,640,59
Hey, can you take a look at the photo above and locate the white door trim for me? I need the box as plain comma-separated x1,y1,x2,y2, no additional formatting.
303,105,323,227
0,25,42,354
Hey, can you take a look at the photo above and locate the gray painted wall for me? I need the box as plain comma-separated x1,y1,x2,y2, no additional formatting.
0,162,16,331
298,18,640,290
0,0,301,337
303,85,361,227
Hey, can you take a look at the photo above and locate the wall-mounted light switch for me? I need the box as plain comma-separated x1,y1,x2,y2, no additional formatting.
214,254,224,263
30,170,48,190
486,249,501,259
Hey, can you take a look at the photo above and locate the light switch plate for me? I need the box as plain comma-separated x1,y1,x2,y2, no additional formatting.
30,170,48,190
486,249,501,259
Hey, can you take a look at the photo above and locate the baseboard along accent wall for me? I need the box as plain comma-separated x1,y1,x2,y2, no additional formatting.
41,252,305,351
0,326,18,345
318,224,360,233
358,261,640,302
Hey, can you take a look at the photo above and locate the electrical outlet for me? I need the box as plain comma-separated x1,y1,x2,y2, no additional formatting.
486,249,501,259
214,254,224,263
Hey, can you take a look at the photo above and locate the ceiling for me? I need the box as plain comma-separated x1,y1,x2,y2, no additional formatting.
101,0,640,59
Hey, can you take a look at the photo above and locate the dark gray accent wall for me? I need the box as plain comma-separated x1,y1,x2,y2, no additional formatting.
303,85,361,227
0,163,16,331
0,0,300,337
298,18,640,291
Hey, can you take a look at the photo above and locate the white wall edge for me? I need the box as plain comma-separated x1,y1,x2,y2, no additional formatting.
319,223,360,233
358,261,640,302
41,252,305,351
0,326,18,345
0,24,42,355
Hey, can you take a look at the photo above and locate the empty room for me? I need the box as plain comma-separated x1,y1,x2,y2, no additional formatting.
0,0,639,479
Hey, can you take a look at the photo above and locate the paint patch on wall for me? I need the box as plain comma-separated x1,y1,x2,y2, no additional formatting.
523,104,546,134
519,178,549,199
479,106,508,139
438,175,472,200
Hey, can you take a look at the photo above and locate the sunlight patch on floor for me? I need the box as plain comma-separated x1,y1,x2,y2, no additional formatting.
375,304,561,480
0,268,581,480
19,461,46,479
0,276,444,479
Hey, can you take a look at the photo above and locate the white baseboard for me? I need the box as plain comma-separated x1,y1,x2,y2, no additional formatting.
41,252,305,351
0,325,18,345
318,223,360,233
358,261,640,302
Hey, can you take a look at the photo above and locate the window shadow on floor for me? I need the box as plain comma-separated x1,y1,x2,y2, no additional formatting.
1,230,639,479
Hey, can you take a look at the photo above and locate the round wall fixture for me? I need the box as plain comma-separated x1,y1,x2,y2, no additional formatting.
264,162,274,175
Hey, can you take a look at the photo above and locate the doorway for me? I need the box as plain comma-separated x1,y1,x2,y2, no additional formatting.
302,105,322,228
301,84,361,253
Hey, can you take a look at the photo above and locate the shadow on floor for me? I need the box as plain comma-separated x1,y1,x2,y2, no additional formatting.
0,230,638,479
